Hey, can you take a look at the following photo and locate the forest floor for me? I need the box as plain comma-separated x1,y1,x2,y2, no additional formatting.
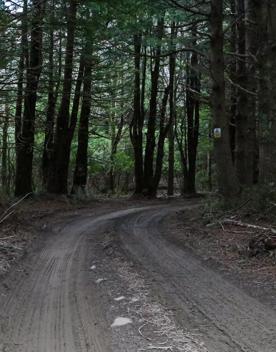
0,197,275,351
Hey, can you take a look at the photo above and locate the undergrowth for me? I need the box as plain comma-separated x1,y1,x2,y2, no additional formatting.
203,185,276,226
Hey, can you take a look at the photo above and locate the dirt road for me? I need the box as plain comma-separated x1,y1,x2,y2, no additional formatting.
0,203,276,351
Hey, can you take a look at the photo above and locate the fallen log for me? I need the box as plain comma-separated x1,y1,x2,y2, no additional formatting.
220,219,276,234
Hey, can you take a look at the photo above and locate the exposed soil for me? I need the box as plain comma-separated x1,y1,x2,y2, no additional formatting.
0,196,162,276
0,198,275,351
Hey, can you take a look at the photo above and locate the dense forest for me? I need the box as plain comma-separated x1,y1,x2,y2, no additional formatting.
0,0,275,202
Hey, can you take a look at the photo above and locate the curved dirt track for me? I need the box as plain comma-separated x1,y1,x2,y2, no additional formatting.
0,203,276,351
114,207,276,351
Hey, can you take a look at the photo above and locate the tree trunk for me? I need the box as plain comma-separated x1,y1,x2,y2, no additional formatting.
229,0,237,162
109,111,124,194
15,0,28,151
257,1,271,184
183,46,200,195
235,0,256,186
15,0,45,196
47,0,78,194
235,0,248,184
168,23,177,196
42,0,56,187
144,18,164,194
210,0,240,197
1,104,9,191
72,57,93,194
150,86,170,197
245,0,260,184
266,1,276,184
130,34,144,194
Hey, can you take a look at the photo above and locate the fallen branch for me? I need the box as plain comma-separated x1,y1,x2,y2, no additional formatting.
138,323,152,341
221,219,276,234
0,241,22,251
0,235,15,241
0,210,15,225
0,193,32,225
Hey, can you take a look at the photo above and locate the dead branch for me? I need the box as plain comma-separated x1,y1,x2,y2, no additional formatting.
0,210,16,225
0,193,32,225
221,219,276,234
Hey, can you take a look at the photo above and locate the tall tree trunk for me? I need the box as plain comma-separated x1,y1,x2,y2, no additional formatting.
1,104,9,191
47,0,78,194
15,0,45,196
229,0,237,162
42,0,56,187
183,47,200,194
245,0,259,184
210,0,240,197
109,110,116,193
15,0,28,150
265,1,276,184
235,0,255,186
168,23,177,196
257,1,270,183
141,47,147,128
109,113,124,193
150,86,170,197
130,34,144,194
144,18,164,195
72,58,93,194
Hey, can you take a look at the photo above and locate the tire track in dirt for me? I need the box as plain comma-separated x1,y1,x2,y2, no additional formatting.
1,204,275,352
0,206,162,352
114,207,276,352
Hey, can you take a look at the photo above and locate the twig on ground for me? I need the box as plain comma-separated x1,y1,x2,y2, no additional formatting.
138,346,173,351
219,221,225,232
139,323,152,341
0,210,16,225
0,241,22,251
0,193,32,225
222,219,276,234
0,236,15,240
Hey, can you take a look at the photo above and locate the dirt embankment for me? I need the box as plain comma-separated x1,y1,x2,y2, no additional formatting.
0,196,108,275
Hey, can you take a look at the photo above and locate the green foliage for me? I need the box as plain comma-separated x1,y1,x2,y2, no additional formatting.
114,150,133,173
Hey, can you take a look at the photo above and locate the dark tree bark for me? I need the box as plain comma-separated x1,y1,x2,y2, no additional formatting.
229,0,237,162
263,1,276,184
245,0,259,184
143,18,164,194
235,0,256,186
210,0,240,197
109,113,124,193
257,1,271,183
71,58,93,194
42,0,57,187
1,104,9,191
47,0,78,194
15,0,28,149
183,48,200,194
141,47,147,129
235,0,248,184
149,86,170,197
130,34,144,194
168,23,177,196
15,0,45,196
69,55,86,136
